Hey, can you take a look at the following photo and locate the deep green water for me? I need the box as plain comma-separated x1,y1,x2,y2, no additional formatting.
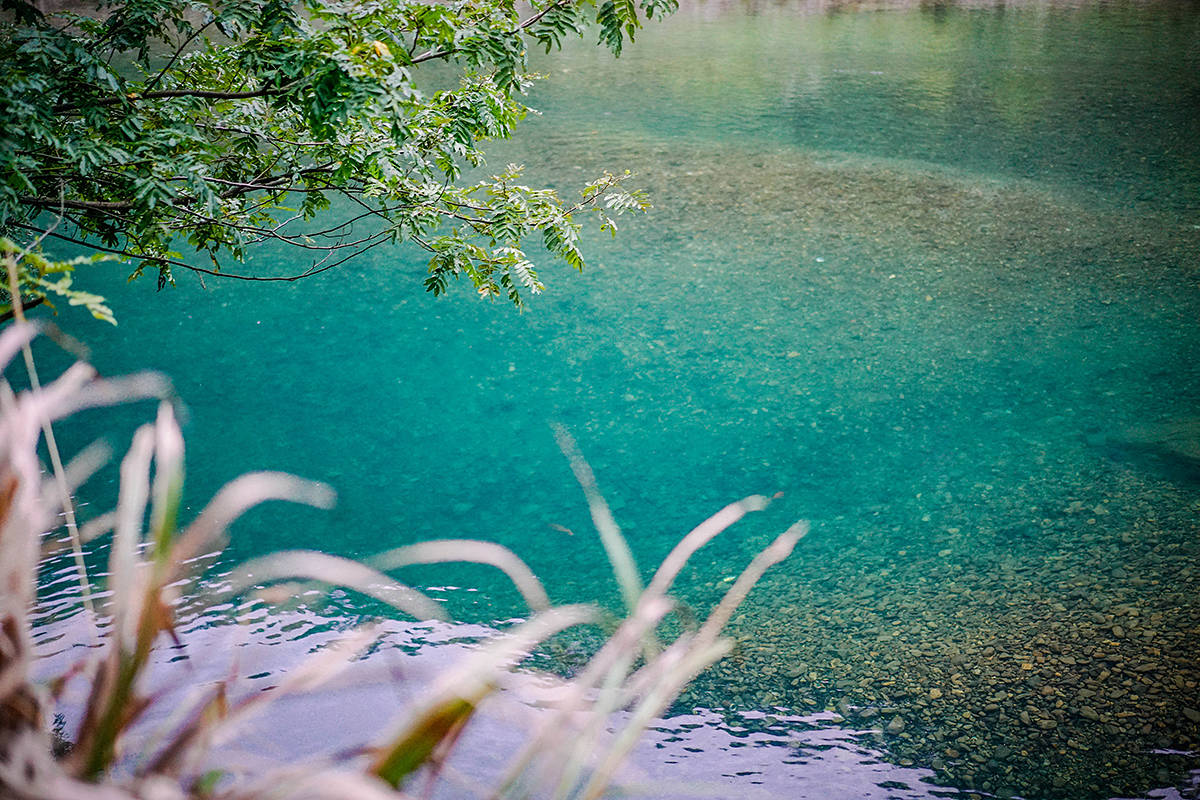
29,1,1200,798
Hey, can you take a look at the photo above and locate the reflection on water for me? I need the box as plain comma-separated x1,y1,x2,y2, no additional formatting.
29,0,1200,798
34,604,984,800
527,0,1200,213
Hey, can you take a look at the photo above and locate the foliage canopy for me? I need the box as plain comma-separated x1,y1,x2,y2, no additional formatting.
0,0,672,320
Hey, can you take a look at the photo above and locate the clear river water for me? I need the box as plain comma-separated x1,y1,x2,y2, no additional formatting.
27,1,1200,798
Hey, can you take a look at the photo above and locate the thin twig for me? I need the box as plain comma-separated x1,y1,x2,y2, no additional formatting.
2,254,99,638
143,18,217,93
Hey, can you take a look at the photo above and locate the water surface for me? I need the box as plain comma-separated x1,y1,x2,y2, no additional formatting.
29,1,1200,798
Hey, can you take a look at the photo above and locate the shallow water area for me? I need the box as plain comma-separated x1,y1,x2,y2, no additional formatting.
32,605,987,800
25,0,1200,797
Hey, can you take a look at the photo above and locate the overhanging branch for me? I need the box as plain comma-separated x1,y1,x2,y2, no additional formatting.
53,84,295,115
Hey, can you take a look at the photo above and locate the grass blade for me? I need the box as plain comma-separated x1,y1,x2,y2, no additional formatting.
170,473,335,575
371,539,551,612
645,494,774,598
552,424,642,614
225,550,449,622
0,320,38,374
372,605,596,789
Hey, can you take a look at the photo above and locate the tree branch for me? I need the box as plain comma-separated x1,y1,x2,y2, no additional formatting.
0,296,44,323
410,0,575,64
143,18,217,93
19,196,135,212
13,223,385,283
53,85,293,114
18,160,339,214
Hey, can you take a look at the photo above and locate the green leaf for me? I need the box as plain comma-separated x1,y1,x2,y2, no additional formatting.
0,0,668,312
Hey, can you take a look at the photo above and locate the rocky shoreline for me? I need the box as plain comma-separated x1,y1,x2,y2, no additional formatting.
682,463,1200,799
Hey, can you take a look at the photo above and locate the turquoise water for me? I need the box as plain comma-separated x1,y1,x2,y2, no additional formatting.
28,1,1200,798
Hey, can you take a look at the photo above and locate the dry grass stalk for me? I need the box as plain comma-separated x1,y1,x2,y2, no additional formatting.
0,326,806,800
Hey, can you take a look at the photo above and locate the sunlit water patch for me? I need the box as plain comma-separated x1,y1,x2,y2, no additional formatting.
28,0,1200,798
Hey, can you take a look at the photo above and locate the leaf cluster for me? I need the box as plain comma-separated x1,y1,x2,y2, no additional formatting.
2,237,116,323
0,0,673,310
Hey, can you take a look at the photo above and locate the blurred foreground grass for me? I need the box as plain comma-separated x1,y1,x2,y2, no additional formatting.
0,319,804,800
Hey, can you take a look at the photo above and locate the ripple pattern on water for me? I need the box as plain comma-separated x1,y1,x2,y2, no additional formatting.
26,1,1200,798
